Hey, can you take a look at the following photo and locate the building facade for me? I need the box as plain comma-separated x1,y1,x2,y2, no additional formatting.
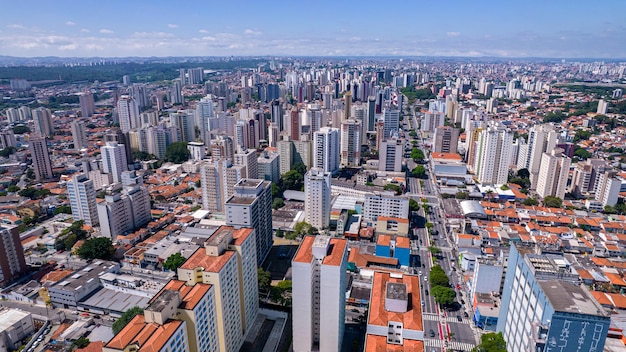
305,168,331,230
66,173,99,227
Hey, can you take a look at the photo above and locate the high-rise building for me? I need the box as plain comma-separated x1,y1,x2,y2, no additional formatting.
473,123,514,185
170,80,183,105
225,179,272,265
18,106,31,120
32,107,54,137
170,110,195,143
597,99,609,114
536,148,571,199
343,91,352,121
104,129,133,166
340,119,361,167
379,137,403,172
290,108,300,141
277,135,293,175
432,126,460,154
178,226,258,352
367,96,376,132
78,92,95,117
0,131,17,150
421,112,445,133
201,160,245,213
101,141,129,183
29,136,53,181
97,185,151,241
71,120,88,150
497,244,610,352
516,124,559,188
292,235,348,352
257,151,280,183
383,108,400,139
363,192,409,220
210,135,234,162
313,127,340,175
304,168,331,230
594,171,621,207
66,173,99,227
187,141,206,161
271,100,283,131
0,226,27,287
569,158,608,196
233,149,258,179
196,96,214,145
117,95,140,133
364,272,424,351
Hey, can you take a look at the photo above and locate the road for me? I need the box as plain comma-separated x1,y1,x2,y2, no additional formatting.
406,103,479,351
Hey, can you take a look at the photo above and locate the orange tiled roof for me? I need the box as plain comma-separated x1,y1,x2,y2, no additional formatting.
368,271,422,331
365,334,424,352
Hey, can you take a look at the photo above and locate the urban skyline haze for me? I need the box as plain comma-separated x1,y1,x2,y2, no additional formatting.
1,0,625,58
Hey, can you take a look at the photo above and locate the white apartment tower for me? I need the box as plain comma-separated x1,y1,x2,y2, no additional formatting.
292,235,348,352
32,107,54,137
97,185,151,240
383,108,400,138
304,168,331,230
196,96,215,145
225,179,273,265
201,160,245,213
597,99,609,114
66,173,99,227
516,124,559,187
78,92,95,117
101,141,129,183
117,95,140,133
379,137,404,172
536,148,571,199
473,123,514,185
71,120,88,150
313,127,340,175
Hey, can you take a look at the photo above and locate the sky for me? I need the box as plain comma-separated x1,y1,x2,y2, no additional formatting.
0,0,625,58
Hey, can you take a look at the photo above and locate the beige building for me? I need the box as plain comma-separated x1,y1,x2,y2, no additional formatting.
536,148,571,199
201,160,246,213
178,226,258,352
432,126,460,154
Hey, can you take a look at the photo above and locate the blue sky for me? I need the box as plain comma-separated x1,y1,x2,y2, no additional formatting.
0,0,625,58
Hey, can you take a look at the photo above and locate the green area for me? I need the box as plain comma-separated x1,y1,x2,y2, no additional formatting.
163,252,186,272
542,111,565,123
383,183,402,195
471,332,507,352
411,165,427,179
399,86,436,104
410,147,425,162
77,237,115,260
54,221,87,251
112,307,144,335
556,84,617,98
543,196,563,208
165,142,190,164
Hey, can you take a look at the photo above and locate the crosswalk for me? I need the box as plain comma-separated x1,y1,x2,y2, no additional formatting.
423,313,473,325
424,338,476,351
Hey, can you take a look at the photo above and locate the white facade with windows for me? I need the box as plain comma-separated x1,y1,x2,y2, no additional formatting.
305,168,331,230
67,173,99,226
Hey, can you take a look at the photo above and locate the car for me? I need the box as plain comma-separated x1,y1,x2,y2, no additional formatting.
425,289,429,296
351,308,359,313
457,315,462,322
429,329,435,337
424,276,428,282
460,299,465,304
421,300,425,306
418,271,422,276
464,312,469,318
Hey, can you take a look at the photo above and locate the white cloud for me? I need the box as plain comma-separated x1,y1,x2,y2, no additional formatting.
167,24,178,29
99,29,114,34
7,24,25,29
201,36,216,41
198,29,209,34
65,21,76,26
80,28,90,33
446,32,461,37
244,29,261,35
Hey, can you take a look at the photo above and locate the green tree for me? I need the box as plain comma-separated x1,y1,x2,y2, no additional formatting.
77,237,115,260
293,162,307,175
282,170,304,191
54,205,72,215
471,332,506,352
165,142,190,163
523,197,539,206
410,147,425,161
163,252,186,272
431,285,456,306
0,146,16,157
429,265,450,287
543,111,565,123
13,125,30,134
517,168,530,179
271,182,282,198
455,191,469,200
428,246,442,255
64,233,78,251
573,146,592,160
543,196,563,208
71,337,90,350
272,198,285,210
258,268,272,292
412,165,427,179
573,130,592,142
293,221,318,237
383,183,402,195
6,185,19,193
112,307,144,335
409,198,420,212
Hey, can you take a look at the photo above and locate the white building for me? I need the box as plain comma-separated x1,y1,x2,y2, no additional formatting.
473,123,514,185
421,111,445,133
117,95,140,133
597,99,609,114
0,308,35,351
201,160,245,213
594,172,621,207
340,119,361,167
78,92,95,117
536,148,571,199
71,120,88,150
313,127,340,175
257,151,280,183
29,136,53,181
32,107,54,137
383,108,400,138
292,235,348,352
516,124,559,187
66,173,99,227
364,192,409,220
187,141,206,161
101,141,129,183
305,168,331,230
196,96,215,145
97,186,151,241
379,137,404,172
225,179,273,265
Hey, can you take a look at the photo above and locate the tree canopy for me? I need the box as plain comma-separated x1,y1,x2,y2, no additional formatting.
543,196,563,208
112,307,144,335
13,125,30,134
431,285,456,306
410,147,425,162
409,198,420,212
165,142,190,163
429,265,450,287
293,221,318,237
412,165,427,179
258,268,272,292
77,237,115,260
384,183,402,195
471,332,506,352
163,252,186,272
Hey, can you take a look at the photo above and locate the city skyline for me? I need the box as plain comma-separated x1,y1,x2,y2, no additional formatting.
1,0,625,58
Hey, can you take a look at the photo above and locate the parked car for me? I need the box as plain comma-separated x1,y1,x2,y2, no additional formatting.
429,329,435,337
464,312,469,318
456,315,462,322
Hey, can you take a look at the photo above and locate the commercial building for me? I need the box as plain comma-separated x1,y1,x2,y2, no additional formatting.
383,108,400,138
378,137,404,172
29,136,53,181
225,179,273,265
292,235,348,352
364,271,424,351
363,192,409,220
48,261,119,308
0,308,35,351
433,126,460,154
66,173,99,227
375,235,410,266
305,168,331,230
497,244,610,352
0,226,27,287
178,226,258,352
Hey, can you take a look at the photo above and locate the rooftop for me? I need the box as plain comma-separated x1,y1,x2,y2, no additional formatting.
368,271,422,331
147,289,179,313
0,308,30,332
539,280,608,317
225,195,256,205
